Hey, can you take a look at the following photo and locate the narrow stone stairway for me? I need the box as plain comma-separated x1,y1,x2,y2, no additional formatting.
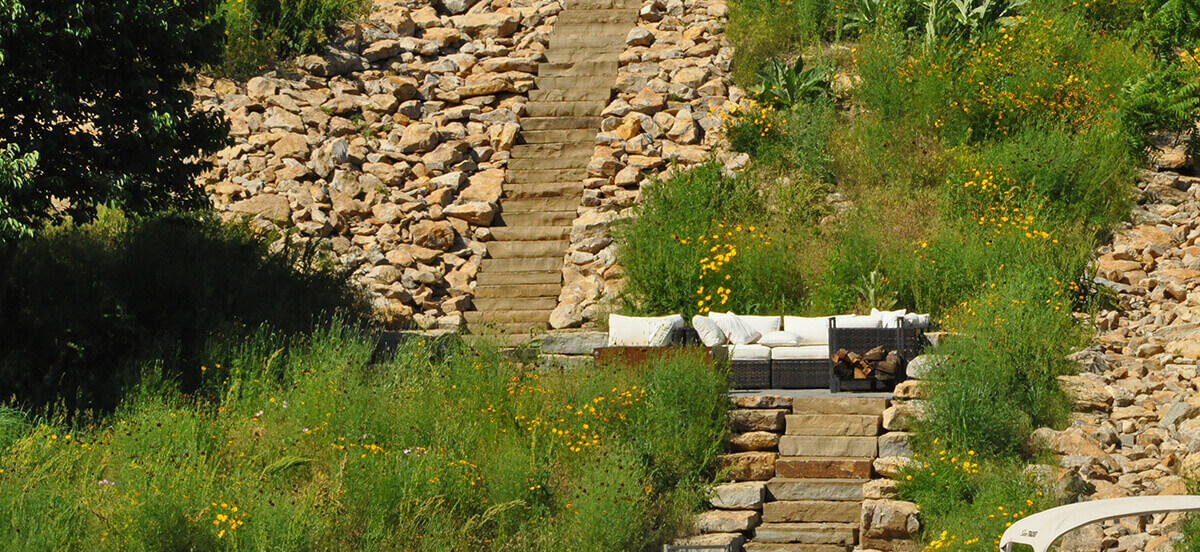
752,397,886,552
466,0,639,333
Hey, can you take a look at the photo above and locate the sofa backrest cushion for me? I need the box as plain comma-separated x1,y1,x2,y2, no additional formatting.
692,315,727,347
833,314,882,329
608,314,685,347
782,316,830,345
872,308,908,328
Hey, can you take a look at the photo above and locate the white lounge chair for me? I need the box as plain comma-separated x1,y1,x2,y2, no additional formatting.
999,495,1200,552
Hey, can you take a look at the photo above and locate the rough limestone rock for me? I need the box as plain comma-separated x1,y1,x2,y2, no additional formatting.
710,481,766,509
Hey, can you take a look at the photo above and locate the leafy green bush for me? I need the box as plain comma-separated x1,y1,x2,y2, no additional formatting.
0,209,368,413
615,163,813,318
219,0,369,77
897,449,1058,551
750,57,833,109
919,265,1085,456
0,326,727,550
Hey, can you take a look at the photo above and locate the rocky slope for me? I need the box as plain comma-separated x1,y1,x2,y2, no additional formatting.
1035,148,1200,552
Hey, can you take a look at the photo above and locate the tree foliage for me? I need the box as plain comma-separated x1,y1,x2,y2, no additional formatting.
0,0,229,240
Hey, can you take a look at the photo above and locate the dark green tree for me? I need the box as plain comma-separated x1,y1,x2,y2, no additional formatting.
0,0,229,239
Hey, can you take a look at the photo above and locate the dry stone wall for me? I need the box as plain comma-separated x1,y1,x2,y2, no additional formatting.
195,0,563,329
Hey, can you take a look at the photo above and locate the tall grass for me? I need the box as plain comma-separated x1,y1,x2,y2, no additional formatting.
218,0,369,77
0,325,728,550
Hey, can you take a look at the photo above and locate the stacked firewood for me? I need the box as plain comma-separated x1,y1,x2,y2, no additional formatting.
831,346,903,381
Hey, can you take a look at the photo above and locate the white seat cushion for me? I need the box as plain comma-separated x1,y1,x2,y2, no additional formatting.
730,344,771,361
833,314,882,329
758,330,804,347
771,345,830,360
782,316,830,345
710,312,762,345
607,314,684,347
731,313,782,336
692,315,727,347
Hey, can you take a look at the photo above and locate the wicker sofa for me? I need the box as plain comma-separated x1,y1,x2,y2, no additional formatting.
598,311,929,391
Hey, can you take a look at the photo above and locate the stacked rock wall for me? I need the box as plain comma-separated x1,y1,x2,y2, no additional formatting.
195,0,562,329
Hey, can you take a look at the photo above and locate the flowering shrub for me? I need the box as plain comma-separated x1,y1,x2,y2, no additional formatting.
898,440,1058,551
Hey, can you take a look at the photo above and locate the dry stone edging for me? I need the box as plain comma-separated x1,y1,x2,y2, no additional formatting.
1031,164,1200,552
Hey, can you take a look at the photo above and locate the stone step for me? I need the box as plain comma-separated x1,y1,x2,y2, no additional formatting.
779,436,877,458
477,271,561,285
486,240,570,258
565,0,642,9
555,8,639,22
464,310,551,324
502,196,581,212
785,414,880,437
465,320,551,334
762,500,861,524
753,523,857,545
547,36,628,50
549,24,635,39
520,116,601,131
481,257,562,272
743,543,850,552
544,49,621,64
534,76,614,93
519,128,597,144
766,478,867,502
497,210,576,226
791,397,889,416
474,296,559,311
504,182,585,198
524,101,608,118
775,457,873,479
510,156,590,171
528,86,612,103
538,60,619,77
474,282,562,298
553,12,636,26
488,226,571,240
511,141,595,158
507,167,588,183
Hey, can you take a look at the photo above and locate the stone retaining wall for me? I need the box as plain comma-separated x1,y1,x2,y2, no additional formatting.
194,0,562,329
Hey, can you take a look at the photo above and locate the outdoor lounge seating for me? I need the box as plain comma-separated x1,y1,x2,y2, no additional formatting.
600,310,931,391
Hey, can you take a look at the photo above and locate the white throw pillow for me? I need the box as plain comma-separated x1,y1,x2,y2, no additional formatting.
732,314,782,336
833,314,882,329
757,330,804,347
872,308,907,328
608,314,684,346
904,313,931,329
692,315,727,347
782,316,831,345
710,312,762,345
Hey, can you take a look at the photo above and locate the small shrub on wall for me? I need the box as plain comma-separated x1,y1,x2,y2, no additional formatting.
218,0,369,77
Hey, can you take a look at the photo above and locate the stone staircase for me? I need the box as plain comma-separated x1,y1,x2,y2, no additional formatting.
750,397,886,552
466,0,639,333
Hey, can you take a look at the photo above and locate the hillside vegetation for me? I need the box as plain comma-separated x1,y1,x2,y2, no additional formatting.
617,0,1200,547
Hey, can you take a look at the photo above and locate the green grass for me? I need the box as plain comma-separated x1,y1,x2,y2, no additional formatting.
0,325,728,550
